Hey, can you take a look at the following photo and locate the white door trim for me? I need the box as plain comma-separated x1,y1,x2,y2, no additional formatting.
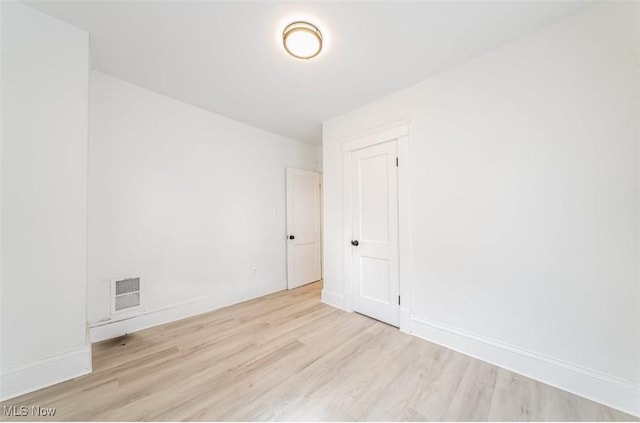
342,123,412,333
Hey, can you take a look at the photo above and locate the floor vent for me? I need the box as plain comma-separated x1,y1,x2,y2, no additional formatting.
111,277,141,314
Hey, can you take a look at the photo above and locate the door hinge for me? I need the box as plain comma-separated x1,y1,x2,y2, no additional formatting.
398,295,401,305
396,157,399,167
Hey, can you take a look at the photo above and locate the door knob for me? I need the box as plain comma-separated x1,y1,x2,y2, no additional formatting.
289,235,295,240
351,240,359,246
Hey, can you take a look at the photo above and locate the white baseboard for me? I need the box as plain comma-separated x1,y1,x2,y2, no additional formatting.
90,282,284,342
0,346,92,401
410,315,640,418
320,289,346,311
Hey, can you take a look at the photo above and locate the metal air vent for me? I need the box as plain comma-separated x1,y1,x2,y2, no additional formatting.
111,277,141,314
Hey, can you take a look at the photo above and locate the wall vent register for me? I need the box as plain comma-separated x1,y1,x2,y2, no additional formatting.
111,277,141,314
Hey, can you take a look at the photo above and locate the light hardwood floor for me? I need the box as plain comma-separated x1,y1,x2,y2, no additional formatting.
1,281,636,421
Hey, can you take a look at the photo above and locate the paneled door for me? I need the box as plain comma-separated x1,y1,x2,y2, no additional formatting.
350,140,399,326
286,168,322,289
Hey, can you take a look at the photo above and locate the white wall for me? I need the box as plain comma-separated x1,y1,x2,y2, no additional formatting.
88,72,317,340
323,2,639,416
0,1,90,400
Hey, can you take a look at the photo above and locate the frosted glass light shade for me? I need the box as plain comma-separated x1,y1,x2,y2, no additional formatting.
283,22,323,59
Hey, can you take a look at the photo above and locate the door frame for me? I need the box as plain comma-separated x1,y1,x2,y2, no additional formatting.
342,121,412,333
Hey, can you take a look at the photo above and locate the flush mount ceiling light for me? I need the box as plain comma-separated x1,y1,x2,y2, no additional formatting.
283,21,323,59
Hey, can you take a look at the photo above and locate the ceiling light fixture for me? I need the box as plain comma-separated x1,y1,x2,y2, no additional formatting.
282,21,323,60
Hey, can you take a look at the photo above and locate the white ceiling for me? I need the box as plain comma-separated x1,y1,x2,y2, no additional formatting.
28,1,593,145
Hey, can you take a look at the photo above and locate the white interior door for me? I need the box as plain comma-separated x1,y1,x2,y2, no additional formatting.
350,140,399,326
286,168,322,289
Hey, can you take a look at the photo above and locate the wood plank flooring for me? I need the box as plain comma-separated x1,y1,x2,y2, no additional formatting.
1,281,636,421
